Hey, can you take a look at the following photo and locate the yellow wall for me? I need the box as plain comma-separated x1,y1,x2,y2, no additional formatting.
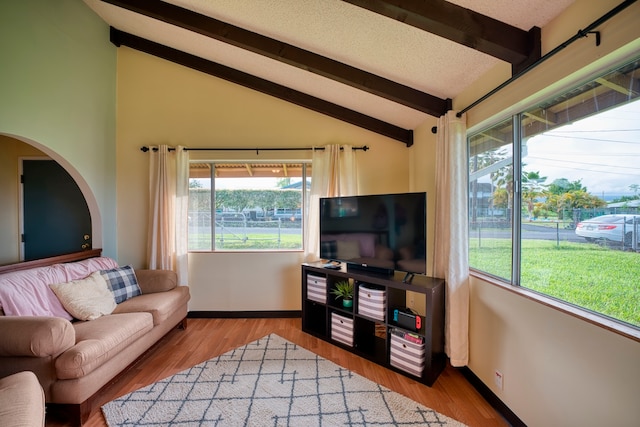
0,0,117,259
457,1,640,426
115,47,415,311
411,119,438,277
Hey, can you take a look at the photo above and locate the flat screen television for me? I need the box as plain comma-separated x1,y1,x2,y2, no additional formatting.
319,192,426,276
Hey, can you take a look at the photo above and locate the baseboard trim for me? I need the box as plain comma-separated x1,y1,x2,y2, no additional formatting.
458,367,525,427
188,311,302,319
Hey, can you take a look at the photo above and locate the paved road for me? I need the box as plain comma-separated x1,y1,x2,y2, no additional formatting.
470,223,640,251
471,223,584,243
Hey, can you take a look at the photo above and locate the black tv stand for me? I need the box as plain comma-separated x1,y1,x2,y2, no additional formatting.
302,262,445,386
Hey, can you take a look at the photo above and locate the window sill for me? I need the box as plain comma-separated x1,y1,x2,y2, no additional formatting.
470,269,640,343
188,249,303,253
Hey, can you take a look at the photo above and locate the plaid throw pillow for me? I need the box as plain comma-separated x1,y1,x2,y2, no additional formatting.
100,265,141,304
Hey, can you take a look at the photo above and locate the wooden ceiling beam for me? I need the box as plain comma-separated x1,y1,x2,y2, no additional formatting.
342,0,541,74
110,29,414,146
100,0,450,117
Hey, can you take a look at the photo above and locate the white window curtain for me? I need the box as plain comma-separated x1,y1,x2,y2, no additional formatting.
147,145,189,286
433,111,470,367
304,144,358,262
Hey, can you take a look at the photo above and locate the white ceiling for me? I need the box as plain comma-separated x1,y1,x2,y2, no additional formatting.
83,0,575,134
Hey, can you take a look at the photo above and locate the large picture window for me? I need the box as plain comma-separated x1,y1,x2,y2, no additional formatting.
188,162,310,251
469,57,640,329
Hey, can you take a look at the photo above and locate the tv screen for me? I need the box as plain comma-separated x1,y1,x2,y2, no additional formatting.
319,192,426,275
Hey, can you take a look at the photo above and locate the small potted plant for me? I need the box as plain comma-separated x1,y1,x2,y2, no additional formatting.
330,280,354,308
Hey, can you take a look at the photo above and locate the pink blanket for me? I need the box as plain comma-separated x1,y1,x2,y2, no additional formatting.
0,257,119,319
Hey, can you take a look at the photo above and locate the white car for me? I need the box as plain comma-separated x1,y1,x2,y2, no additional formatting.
575,214,640,245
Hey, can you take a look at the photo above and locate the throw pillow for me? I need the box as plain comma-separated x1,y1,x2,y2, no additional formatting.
50,272,117,321
100,265,141,304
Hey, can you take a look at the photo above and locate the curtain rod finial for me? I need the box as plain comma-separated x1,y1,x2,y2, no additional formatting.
140,146,150,152
431,126,438,134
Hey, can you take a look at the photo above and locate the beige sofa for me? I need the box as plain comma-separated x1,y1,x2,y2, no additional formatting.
0,371,45,427
0,253,190,425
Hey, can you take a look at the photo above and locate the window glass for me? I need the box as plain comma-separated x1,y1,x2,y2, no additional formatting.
468,118,514,281
469,57,640,329
519,61,640,326
188,162,310,251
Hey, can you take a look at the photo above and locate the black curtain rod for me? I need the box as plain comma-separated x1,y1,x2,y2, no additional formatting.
456,0,637,118
140,145,369,153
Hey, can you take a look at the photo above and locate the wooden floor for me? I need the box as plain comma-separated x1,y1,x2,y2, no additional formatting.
46,318,508,427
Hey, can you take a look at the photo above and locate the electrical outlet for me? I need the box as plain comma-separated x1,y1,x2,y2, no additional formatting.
494,370,504,390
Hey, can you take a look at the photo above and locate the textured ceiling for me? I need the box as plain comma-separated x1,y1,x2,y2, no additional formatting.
83,0,575,133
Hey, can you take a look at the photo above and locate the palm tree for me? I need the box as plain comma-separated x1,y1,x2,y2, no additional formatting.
491,166,546,220
522,171,547,219
490,162,514,220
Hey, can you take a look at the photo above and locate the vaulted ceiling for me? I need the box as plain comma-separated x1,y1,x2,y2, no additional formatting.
83,0,576,146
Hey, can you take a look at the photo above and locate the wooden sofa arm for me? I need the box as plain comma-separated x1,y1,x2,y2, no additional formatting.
0,316,75,357
135,269,178,294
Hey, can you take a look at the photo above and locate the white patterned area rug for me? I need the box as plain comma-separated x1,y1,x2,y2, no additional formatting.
102,334,466,427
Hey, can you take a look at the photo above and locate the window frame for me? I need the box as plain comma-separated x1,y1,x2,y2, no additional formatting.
188,160,311,253
470,268,640,341
467,57,640,343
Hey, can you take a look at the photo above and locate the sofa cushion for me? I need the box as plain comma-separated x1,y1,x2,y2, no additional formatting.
57,257,119,283
0,256,118,319
113,286,190,326
55,312,153,379
100,265,142,303
135,269,178,294
50,272,117,321
0,266,73,320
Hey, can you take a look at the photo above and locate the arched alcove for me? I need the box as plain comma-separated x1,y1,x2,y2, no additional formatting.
0,133,102,264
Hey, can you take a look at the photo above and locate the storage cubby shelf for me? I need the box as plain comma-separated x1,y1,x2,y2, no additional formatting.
301,262,446,386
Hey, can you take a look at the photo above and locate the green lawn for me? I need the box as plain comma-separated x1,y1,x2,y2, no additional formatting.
470,239,640,327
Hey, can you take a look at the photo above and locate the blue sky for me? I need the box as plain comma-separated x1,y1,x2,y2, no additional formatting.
525,100,640,198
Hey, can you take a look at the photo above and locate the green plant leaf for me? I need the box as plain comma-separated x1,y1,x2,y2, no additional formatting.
330,280,354,300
